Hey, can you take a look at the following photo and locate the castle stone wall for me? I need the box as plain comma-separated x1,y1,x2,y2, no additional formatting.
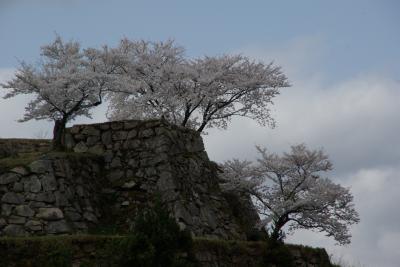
0,153,104,236
64,119,245,239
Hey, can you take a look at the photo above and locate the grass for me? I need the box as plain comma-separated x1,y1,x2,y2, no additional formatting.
0,152,44,173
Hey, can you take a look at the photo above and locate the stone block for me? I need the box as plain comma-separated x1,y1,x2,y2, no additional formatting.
64,133,76,149
110,122,124,130
14,205,35,217
8,215,26,225
87,144,105,155
0,173,20,185
29,160,51,174
36,208,64,221
1,204,13,216
83,211,98,223
86,136,100,146
74,142,88,153
10,166,29,176
12,182,24,192
112,131,128,141
81,126,100,136
3,225,27,236
2,192,24,204
41,174,57,191
46,220,71,234
65,210,82,221
127,129,137,139
124,121,139,130
101,131,112,145
0,218,6,228
25,220,42,231
34,192,55,203
25,175,42,193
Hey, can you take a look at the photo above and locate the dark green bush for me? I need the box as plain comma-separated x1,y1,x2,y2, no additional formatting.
262,241,295,267
107,199,195,267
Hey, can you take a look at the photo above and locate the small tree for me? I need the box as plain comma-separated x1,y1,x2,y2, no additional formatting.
106,39,290,133
1,36,113,149
220,144,360,245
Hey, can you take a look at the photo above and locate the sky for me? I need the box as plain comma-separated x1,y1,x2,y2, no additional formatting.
0,1,399,266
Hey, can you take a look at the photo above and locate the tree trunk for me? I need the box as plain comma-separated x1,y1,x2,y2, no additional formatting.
197,121,207,133
270,216,288,242
52,118,67,151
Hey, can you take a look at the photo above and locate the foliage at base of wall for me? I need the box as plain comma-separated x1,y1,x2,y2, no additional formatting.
0,236,334,267
0,200,196,267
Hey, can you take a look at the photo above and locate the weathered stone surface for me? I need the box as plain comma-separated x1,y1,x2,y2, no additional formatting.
3,224,27,236
101,131,112,145
2,192,23,204
124,121,138,130
8,215,26,224
54,191,69,207
36,208,64,221
86,136,100,146
69,125,81,134
26,175,42,193
81,126,100,136
123,139,141,150
12,182,24,192
121,180,136,189
112,131,128,141
87,145,105,155
25,220,42,231
0,173,20,185
46,220,70,234
83,211,98,223
29,160,51,174
73,222,88,230
35,192,56,203
0,218,6,228
110,122,123,130
64,133,76,149
65,210,82,221
41,174,57,191
76,185,85,198
127,129,137,139
74,142,88,153
10,166,29,176
139,129,154,138
1,204,13,216
108,170,124,182
121,201,130,207
110,157,122,168
14,205,35,217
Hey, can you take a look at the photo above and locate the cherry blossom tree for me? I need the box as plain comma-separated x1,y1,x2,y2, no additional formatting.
1,36,114,149
106,39,290,133
220,144,360,245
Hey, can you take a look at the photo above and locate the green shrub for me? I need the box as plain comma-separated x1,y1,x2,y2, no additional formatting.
262,241,295,267
105,199,195,267
134,200,194,266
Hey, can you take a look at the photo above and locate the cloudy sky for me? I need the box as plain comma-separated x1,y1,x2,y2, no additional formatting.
1,1,399,266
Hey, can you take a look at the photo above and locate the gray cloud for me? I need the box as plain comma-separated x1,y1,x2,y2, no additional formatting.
204,38,400,267
1,36,399,266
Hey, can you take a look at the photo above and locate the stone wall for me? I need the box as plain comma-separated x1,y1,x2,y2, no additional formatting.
0,153,104,236
64,119,246,239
